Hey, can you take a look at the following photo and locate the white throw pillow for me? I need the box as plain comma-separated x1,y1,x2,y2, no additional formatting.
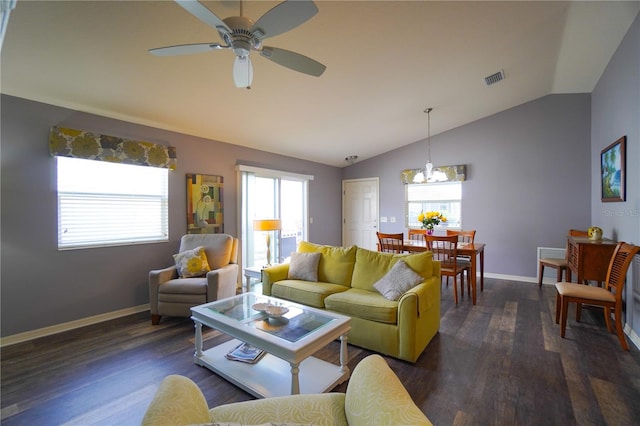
373,260,423,301
287,252,321,282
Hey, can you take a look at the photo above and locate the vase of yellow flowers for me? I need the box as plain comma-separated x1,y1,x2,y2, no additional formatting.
418,211,447,235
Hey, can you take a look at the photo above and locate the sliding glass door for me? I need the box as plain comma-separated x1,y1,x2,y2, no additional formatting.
238,166,312,270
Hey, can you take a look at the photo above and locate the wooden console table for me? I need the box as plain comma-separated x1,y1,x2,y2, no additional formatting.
566,236,617,285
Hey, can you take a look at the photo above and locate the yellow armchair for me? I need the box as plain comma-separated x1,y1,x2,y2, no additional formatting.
141,354,432,426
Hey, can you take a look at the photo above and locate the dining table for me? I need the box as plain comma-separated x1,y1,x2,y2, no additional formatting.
403,240,486,305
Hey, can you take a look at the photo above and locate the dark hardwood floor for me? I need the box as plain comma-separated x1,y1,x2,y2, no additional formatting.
3,279,640,425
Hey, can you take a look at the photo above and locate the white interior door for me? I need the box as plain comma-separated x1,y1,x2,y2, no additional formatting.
342,178,379,250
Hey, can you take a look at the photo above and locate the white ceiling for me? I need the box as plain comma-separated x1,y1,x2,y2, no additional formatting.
2,1,638,167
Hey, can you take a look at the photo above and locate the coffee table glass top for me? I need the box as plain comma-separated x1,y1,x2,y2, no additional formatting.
205,293,335,343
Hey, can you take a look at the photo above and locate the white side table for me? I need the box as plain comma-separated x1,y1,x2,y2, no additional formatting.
243,265,263,293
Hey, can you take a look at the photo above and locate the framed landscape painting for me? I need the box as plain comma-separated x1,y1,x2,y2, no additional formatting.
600,136,626,202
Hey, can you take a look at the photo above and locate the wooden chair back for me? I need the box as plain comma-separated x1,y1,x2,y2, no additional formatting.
377,232,404,253
408,229,427,242
446,229,476,244
605,242,640,300
426,234,459,267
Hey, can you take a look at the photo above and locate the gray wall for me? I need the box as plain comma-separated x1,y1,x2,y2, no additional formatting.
590,13,640,334
0,95,343,337
344,94,593,278
591,12,639,246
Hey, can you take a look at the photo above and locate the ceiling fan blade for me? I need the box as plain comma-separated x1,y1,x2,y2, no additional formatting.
260,46,325,77
251,0,318,39
149,43,224,56
233,56,253,88
175,0,231,35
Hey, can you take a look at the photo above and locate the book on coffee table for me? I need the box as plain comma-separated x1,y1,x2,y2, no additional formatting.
225,342,265,364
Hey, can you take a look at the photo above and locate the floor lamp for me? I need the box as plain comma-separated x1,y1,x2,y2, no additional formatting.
253,219,282,267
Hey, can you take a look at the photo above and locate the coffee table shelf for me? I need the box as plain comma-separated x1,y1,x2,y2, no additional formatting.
191,293,351,398
196,338,349,398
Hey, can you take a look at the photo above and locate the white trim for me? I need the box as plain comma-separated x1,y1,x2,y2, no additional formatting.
0,304,150,347
624,324,640,350
483,272,535,283
235,164,314,181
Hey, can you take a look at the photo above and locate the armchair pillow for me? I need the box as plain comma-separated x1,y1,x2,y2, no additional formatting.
287,252,321,282
173,246,211,278
373,259,423,301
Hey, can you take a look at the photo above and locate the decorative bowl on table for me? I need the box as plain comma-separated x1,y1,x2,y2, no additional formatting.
251,302,270,312
265,305,289,319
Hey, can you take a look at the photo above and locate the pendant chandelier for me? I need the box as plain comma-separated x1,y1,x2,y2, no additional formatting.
413,107,433,183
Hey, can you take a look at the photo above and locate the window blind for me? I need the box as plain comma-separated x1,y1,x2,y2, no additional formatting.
57,156,169,249
406,182,462,228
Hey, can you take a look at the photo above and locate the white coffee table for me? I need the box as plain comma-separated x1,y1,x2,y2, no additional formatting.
190,293,351,398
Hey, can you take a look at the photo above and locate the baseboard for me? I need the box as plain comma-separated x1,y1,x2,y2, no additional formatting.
0,304,150,347
484,272,535,283
624,324,640,350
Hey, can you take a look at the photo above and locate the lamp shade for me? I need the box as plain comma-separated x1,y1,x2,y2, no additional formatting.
253,219,282,231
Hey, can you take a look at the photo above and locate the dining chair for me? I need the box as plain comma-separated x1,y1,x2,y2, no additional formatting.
408,228,427,242
377,232,404,253
446,229,476,244
538,229,589,287
426,234,467,304
554,242,640,351
446,229,476,290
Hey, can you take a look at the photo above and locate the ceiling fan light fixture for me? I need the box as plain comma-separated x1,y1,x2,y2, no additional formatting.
151,0,325,88
233,56,253,88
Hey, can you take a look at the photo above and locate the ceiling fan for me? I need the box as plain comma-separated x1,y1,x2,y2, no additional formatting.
149,0,326,88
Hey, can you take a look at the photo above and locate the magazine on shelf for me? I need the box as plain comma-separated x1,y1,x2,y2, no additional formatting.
225,342,266,364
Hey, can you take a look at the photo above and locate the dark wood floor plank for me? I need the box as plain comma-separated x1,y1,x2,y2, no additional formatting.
2,279,640,425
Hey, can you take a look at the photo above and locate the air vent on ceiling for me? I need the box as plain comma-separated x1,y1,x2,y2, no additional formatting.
484,70,505,86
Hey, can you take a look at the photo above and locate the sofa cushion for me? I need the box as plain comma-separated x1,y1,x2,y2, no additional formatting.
351,248,434,293
209,393,347,426
373,260,423,301
272,280,349,308
325,289,398,324
401,251,434,280
173,246,211,278
287,252,321,282
158,278,208,294
350,248,399,292
298,241,356,286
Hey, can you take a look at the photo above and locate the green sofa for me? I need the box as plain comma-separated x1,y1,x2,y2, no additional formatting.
141,354,432,426
262,242,441,363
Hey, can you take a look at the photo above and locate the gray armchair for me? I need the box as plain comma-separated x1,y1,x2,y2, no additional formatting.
149,234,239,325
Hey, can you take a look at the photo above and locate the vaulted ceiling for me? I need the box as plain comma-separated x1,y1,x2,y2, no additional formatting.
2,1,638,166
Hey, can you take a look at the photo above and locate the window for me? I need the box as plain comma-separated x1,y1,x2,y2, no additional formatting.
238,165,312,268
57,156,169,249
406,182,462,229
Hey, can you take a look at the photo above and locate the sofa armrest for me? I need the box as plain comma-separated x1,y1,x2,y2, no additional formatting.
148,265,178,315
345,354,432,426
141,375,211,426
261,263,290,295
210,393,347,425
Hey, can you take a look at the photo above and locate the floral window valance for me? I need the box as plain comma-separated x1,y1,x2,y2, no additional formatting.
401,165,466,184
49,126,177,170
